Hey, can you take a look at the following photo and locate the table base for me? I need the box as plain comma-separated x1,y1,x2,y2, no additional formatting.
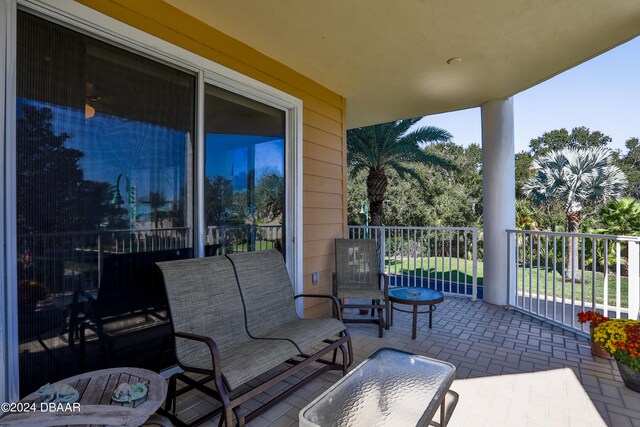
390,303,438,339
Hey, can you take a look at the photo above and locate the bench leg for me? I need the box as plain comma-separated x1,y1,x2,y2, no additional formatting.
233,406,245,427
219,406,234,427
385,299,391,330
347,333,354,368
339,344,348,375
164,375,176,413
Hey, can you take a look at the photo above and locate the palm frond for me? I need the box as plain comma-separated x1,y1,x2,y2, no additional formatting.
523,147,627,214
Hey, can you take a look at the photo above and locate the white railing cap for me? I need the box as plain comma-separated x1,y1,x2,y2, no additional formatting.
507,229,640,242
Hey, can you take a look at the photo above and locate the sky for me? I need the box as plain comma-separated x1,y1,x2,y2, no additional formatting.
413,36,640,154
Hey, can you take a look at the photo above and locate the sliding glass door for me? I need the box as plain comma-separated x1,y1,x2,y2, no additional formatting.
11,6,297,397
16,12,195,394
203,84,286,257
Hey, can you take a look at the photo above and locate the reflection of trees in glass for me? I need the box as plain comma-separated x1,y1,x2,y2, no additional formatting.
140,191,171,229
205,172,284,226
84,181,126,230
205,176,236,225
17,105,125,234
17,105,83,234
255,172,284,223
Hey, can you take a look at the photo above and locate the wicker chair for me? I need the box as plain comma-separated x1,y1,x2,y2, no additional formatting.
157,251,351,427
334,239,390,338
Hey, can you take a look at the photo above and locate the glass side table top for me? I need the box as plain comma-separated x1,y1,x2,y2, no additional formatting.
300,348,456,427
388,287,444,304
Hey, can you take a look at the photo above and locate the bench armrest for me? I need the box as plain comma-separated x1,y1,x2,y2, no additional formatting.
379,272,389,296
294,294,343,321
174,331,223,379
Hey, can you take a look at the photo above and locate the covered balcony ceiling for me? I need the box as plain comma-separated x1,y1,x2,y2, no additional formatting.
164,0,640,129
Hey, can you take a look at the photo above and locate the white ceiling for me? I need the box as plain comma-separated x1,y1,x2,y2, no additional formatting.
165,0,640,129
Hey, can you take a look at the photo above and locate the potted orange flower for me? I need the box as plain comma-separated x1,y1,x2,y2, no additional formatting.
577,310,611,359
593,319,640,392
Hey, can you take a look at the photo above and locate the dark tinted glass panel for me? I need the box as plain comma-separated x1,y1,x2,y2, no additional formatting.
16,12,195,395
204,85,286,257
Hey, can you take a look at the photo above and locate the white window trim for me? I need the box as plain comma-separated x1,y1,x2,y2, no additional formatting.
1,0,19,405
2,0,304,397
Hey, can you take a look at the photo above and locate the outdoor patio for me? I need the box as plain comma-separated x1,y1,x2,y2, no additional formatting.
172,296,640,427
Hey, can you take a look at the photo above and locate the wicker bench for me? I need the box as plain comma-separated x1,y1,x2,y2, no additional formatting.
156,250,352,427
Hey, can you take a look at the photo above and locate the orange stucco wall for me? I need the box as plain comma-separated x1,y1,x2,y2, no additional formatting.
75,0,347,316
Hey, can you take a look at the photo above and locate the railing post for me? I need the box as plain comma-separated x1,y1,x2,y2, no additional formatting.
628,239,640,321
506,230,516,307
379,229,386,274
472,228,478,301
506,231,511,307
97,233,102,284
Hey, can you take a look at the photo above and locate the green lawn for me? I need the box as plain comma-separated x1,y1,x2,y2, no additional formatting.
387,257,483,286
231,240,276,252
515,265,628,308
386,256,628,307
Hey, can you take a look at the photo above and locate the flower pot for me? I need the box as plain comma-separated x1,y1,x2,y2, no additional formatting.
616,360,640,393
590,323,612,359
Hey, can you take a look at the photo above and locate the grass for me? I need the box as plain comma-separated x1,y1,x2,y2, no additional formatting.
387,257,484,287
515,265,628,308
387,256,629,307
230,241,276,252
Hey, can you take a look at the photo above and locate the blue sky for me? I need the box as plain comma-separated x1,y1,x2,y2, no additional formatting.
413,36,640,154
205,135,284,190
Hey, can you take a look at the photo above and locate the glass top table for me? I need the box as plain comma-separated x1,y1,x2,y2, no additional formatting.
387,287,445,339
299,348,456,427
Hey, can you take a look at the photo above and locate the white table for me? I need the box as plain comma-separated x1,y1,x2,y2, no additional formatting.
300,348,457,427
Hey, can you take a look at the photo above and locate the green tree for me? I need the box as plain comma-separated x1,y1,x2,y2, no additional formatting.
528,127,611,156
595,197,640,237
523,147,626,279
347,118,452,225
423,142,483,227
515,199,538,230
618,137,640,199
255,172,284,223
515,152,533,197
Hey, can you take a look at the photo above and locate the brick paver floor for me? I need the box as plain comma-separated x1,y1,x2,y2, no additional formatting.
173,296,640,426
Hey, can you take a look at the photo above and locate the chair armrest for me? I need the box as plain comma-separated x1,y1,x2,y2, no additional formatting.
379,272,389,296
174,331,223,378
332,272,337,296
294,294,343,321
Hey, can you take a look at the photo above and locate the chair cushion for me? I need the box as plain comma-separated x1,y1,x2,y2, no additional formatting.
226,250,299,337
260,318,347,352
176,335,300,390
336,288,386,301
156,256,251,367
334,239,383,296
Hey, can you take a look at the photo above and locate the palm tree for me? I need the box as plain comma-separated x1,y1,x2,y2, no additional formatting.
523,147,626,280
347,118,452,226
141,191,171,229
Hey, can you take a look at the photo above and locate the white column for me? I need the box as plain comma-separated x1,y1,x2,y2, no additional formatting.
481,98,516,306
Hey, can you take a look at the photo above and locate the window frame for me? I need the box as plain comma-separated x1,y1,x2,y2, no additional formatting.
1,0,304,400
